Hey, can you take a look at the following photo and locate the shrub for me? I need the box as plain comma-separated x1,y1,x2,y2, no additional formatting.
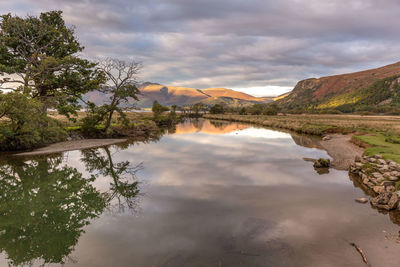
0,93,67,151
209,104,225,114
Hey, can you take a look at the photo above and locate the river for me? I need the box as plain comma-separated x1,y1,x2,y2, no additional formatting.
0,119,399,266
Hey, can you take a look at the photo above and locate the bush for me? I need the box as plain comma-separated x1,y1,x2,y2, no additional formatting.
262,104,279,115
0,93,67,151
209,104,225,114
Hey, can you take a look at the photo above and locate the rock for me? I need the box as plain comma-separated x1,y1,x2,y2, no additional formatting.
389,161,397,167
322,136,332,141
383,172,391,178
355,198,368,204
313,158,330,168
377,159,387,165
373,186,385,194
369,158,377,163
391,171,400,177
377,177,385,183
363,178,369,185
380,165,389,172
372,172,383,179
371,192,399,210
355,162,363,168
386,185,396,192
389,176,399,181
381,181,395,187
375,155,383,159
67,137,72,141
388,193,399,209
355,156,362,162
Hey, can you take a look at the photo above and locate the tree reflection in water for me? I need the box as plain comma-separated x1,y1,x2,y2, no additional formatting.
81,146,142,213
0,146,142,266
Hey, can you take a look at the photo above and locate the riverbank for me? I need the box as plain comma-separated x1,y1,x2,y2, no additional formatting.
320,134,364,170
204,114,400,163
15,139,128,156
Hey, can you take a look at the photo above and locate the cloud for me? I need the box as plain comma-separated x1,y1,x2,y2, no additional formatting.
1,0,400,95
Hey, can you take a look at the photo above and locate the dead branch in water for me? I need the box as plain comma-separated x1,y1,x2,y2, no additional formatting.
350,242,371,266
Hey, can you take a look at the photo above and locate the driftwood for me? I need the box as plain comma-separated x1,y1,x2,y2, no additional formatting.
350,242,371,266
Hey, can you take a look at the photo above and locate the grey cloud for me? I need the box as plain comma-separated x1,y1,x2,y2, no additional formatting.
1,0,400,94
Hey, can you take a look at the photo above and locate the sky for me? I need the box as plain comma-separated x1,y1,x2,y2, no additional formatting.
1,0,400,96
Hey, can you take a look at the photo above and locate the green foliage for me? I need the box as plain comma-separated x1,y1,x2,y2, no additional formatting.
209,104,225,114
0,11,105,116
248,103,265,115
262,104,279,115
191,103,205,116
0,92,67,151
152,101,169,117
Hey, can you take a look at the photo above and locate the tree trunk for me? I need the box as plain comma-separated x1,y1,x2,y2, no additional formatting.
105,110,114,132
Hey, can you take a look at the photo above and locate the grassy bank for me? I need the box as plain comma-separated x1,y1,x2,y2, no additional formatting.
204,114,400,162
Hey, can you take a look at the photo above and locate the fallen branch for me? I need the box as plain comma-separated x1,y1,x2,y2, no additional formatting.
350,242,371,266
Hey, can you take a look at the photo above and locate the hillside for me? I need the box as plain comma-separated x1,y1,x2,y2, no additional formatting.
85,83,273,108
137,84,209,107
279,62,400,111
201,88,263,101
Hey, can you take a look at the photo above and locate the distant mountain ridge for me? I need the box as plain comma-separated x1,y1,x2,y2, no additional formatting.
278,62,400,111
85,82,274,108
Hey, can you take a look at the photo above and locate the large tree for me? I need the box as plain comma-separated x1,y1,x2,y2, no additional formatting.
0,11,105,116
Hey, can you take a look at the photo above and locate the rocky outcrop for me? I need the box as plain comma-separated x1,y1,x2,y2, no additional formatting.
350,155,400,210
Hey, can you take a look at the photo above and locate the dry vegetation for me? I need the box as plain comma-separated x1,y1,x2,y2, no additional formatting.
204,114,400,135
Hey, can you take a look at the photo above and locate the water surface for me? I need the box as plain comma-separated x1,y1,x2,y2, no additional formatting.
1,119,399,266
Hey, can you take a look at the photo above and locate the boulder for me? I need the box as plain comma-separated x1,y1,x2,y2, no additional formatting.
380,165,389,172
389,176,399,181
391,171,400,177
373,186,385,194
355,198,368,204
375,155,383,159
386,185,396,192
313,158,330,168
372,172,383,179
377,159,386,165
371,192,399,210
355,162,363,168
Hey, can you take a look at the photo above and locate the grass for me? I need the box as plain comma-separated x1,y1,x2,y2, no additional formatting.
204,114,400,163
352,133,400,163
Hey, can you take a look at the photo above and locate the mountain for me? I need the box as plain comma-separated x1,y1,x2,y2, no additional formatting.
84,82,273,108
278,62,400,111
137,84,273,107
136,83,208,107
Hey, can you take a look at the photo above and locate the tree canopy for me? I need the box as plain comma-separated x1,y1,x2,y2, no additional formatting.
0,11,105,116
